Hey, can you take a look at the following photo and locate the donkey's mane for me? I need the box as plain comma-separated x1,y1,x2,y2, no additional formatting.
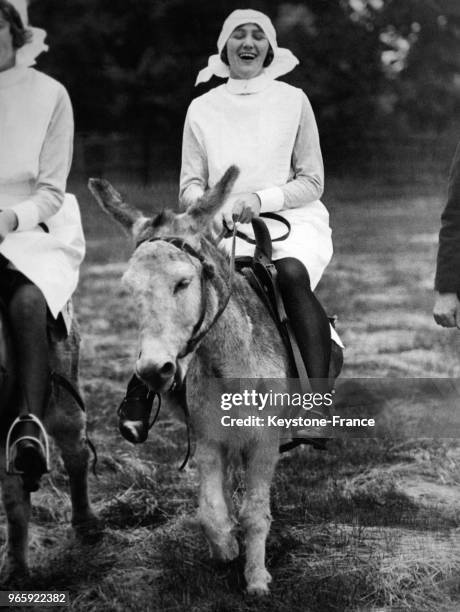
151,210,173,228
135,209,176,245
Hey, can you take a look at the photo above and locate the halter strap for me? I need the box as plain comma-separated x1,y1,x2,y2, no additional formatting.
145,236,207,263
179,225,237,357
143,230,237,359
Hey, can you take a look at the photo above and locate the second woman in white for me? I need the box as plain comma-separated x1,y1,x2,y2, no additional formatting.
0,0,85,490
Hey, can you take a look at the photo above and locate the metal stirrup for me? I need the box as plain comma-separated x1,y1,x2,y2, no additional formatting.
6,414,50,475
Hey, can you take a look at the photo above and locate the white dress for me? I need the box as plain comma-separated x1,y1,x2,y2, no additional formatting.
180,72,333,291
0,64,85,329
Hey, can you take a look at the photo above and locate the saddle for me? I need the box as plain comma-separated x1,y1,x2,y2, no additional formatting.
237,215,339,379
235,215,343,451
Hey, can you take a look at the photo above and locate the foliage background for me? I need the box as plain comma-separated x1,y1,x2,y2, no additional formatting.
2,4,460,610
28,0,460,183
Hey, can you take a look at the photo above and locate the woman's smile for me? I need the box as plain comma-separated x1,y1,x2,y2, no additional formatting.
226,23,269,80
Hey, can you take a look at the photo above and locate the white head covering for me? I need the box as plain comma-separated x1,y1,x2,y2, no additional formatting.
195,9,299,86
7,0,48,67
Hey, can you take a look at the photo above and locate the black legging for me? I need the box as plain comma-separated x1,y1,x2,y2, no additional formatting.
0,267,49,419
274,257,331,393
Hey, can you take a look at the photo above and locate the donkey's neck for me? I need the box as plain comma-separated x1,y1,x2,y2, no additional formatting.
196,272,288,378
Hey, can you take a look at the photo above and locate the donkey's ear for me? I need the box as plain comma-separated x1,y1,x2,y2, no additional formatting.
187,165,239,223
88,178,147,236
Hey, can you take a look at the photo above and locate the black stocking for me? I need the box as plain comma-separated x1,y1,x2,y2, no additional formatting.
274,257,331,394
8,283,50,418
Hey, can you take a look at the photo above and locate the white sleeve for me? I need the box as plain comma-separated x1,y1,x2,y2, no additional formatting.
256,92,324,211
179,104,208,211
13,85,74,231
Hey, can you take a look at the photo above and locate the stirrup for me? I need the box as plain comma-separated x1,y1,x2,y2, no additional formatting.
6,414,50,475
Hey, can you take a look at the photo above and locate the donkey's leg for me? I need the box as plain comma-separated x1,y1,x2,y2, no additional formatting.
196,441,239,562
240,443,278,595
47,326,100,540
46,395,99,539
55,432,98,535
0,472,31,580
47,397,100,539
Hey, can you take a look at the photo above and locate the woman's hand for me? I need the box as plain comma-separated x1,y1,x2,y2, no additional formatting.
0,210,18,244
433,292,460,328
222,193,261,230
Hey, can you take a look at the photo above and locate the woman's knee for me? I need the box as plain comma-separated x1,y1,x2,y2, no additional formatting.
275,258,312,292
9,284,47,319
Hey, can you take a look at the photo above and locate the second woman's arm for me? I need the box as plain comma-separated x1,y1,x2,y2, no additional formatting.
12,85,73,232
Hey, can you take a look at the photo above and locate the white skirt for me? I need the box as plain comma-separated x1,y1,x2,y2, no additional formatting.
0,194,85,330
220,200,333,290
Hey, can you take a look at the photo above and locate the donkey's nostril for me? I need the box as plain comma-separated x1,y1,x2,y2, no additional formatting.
160,362,176,378
136,358,176,389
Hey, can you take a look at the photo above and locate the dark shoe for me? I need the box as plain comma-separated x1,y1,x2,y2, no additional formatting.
280,406,331,453
6,415,49,492
279,437,328,452
117,388,156,444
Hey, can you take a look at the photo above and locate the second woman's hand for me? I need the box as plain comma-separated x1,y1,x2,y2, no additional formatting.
433,291,460,328
222,192,261,229
0,209,18,244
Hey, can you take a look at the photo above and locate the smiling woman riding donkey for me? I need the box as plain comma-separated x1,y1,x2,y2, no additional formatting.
91,8,343,595
117,8,343,451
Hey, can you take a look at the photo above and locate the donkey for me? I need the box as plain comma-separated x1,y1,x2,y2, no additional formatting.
0,310,99,581
89,167,339,595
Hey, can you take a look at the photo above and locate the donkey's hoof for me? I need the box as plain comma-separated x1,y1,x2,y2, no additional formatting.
246,569,272,596
72,513,104,544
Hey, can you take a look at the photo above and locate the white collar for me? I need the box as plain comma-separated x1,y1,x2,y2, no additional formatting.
225,73,272,94
0,64,28,89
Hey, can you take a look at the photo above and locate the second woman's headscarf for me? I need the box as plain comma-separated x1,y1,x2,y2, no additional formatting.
9,0,48,67
195,9,299,85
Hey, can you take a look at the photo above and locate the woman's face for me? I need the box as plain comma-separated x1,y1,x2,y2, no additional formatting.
0,12,15,72
226,23,270,80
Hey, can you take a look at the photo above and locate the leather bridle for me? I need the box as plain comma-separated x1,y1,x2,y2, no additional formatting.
132,217,287,470
137,229,237,360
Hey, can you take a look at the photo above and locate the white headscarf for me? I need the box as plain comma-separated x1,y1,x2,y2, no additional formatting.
195,9,299,86
8,0,48,67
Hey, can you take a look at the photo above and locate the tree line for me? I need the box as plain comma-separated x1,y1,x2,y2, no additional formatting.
30,0,460,166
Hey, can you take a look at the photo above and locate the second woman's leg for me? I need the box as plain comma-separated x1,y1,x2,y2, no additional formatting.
6,276,50,490
8,282,50,419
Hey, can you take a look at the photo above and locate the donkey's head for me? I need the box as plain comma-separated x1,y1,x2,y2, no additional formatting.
89,167,238,392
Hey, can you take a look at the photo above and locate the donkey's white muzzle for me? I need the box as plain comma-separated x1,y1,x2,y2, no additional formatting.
135,354,176,393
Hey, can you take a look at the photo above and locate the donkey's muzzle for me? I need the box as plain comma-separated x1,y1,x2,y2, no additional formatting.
136,357,176,392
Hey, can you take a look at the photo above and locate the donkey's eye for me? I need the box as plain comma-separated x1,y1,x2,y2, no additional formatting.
174,279,191,294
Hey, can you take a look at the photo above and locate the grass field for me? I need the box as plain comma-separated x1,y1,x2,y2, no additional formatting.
2,174,460,612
